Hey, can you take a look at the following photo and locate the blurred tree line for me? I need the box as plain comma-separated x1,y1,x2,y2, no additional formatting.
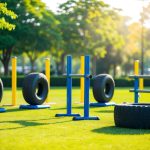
0,0,150,77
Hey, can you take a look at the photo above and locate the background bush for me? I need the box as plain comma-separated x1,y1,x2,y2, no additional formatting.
1,76,150,88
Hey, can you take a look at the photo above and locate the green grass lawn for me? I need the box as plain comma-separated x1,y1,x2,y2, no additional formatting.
0,87,150,150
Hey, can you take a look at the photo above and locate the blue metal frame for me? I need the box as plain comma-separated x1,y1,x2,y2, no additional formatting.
0,108,6,112
134,77,139,103
56,55,99,120
73,56,99,120
19,105,50,109
55,55,80,117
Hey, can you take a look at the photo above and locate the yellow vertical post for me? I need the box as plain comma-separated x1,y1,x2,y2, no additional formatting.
12,57,17,106
45,58,50,103
80,56,84,103
134,60,139,75
134,60,144,89
139,78,144,89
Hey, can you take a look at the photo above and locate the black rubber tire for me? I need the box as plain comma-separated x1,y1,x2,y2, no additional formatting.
0,78,3,103
114,104,150,129
92,74,115,103
22,73,49,105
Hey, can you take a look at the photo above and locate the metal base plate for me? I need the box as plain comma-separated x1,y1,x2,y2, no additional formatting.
90,102,116,107
19,105,50,109
0,108,6,112
55,113,80,117
73,116,100,121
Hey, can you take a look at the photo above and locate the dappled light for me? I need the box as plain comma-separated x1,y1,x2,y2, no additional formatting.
0,0,150,150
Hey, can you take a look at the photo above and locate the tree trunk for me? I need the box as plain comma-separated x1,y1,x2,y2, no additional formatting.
25,51,37,72
0,48,12,76
56,61,61,75
3,61,9,76
92,56,97,75
22,56,25,74
30,60,35,72
96,58,110,74
60,53,66,74
113,64,116,78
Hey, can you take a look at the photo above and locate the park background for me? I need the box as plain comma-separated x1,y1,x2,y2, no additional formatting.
0,1,150,150
0,0,150,86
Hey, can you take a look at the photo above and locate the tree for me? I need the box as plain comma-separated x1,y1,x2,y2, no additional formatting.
16,8,61,72
0,2,18,75
57,0,125,75
94,10,125,76
0,0,61,75
122,22,141,75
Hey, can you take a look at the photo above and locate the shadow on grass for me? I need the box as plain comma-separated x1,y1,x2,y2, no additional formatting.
0,118,72,131
52,106,83,110
4,107,51,113
92,126,150,135
94,110,114,113
5,108,29,113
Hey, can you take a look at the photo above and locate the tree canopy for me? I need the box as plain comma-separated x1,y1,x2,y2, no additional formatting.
0,0,149,76
0,2,17,31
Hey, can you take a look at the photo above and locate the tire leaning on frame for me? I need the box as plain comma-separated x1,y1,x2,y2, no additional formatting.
22,73,49,105
92,74,115,103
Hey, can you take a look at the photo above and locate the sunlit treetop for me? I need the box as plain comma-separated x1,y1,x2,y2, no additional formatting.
0,3,17,31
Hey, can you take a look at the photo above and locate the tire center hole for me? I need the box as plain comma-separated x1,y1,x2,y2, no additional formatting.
36,83,43,99
104,83,111,96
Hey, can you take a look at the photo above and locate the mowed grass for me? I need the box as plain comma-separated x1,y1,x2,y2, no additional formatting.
0,87,150,150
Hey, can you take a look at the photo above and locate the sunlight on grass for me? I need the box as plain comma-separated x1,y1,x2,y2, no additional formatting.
0,88,149,150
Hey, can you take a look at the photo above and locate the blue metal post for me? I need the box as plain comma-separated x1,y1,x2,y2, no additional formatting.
67,55,72,114
55,55,80,117
73,55,99,120
84,55,90,118
134,77,139,103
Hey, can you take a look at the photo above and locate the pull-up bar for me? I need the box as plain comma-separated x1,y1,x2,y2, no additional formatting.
56,55,99,121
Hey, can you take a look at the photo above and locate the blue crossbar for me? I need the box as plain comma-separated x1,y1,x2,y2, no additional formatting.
90,102,116,107
19,105,50,109
0,108,6,112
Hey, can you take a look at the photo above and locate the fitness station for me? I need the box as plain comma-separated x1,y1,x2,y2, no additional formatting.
1,1,150,149
114,60,150,129
0,55,149,131
0,55,115,113
0,55,149,128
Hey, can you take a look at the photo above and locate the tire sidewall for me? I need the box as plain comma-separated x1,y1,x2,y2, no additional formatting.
0,78,3,103
100,75,115,101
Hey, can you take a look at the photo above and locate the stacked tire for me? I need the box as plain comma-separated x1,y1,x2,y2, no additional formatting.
114,104,150,129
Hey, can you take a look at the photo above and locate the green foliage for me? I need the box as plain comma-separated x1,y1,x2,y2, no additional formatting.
0,2,17,30
1,76,150,87
58,0,124,56
56,0,125,75
1,0,149,76
0,0,61,74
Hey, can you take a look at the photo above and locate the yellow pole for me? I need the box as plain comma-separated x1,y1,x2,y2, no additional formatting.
134,60,144,89
139,78,144,89
80,56,84,103
45,58,50,103
134,60,139,75
12,57,17,106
